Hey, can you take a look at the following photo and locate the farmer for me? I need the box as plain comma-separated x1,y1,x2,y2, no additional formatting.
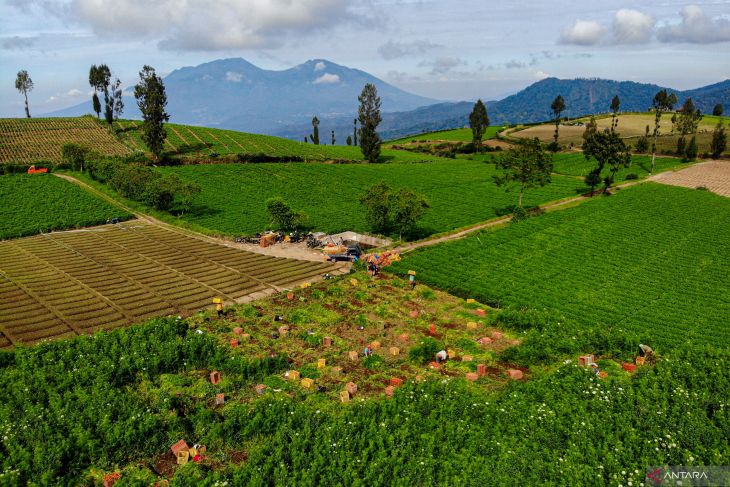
216,300,224,318
409,273,416,290
364,345,373,357
638,344,654,357
590,363,600,376
435,349,448,364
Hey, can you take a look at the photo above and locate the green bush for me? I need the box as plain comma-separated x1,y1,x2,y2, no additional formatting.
362,354,385,370
408,337,443,364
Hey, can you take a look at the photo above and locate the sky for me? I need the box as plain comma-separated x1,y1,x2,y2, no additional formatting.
1,0,729,117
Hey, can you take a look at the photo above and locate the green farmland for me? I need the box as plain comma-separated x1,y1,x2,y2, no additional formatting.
393,183,730,349
158,160,584,238
0,174,130,239
114,120,450,163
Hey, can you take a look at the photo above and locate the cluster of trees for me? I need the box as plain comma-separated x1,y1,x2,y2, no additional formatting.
88,64,124,127
359,182,430,239
87,156,199,212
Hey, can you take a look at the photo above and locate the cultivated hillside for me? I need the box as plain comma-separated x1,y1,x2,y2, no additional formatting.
0,117,130,164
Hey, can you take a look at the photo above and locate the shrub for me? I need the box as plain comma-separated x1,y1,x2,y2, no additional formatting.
362,354,385,370
634,136,649,153
266,197,306,231
408,337,443,364
624,173,638,180
511,206,528,222
87,157,199,211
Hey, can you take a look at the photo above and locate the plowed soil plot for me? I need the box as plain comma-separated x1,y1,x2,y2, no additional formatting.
0,221,336,347
651,160,730,198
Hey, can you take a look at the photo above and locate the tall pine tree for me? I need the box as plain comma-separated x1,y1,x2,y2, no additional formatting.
134,65,170,162
358,84,382,163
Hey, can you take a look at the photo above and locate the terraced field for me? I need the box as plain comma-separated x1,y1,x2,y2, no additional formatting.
0,117,131,164
0,221,337,347
114,120,442,163
393,183,730,349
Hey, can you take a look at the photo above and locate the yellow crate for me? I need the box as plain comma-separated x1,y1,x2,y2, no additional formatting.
340,390,350,403
300,378,314,389
317,358,326,368
466,298,476,304
389,347,400,356
287,370,300,381
467,321,477,329
176,450,189,465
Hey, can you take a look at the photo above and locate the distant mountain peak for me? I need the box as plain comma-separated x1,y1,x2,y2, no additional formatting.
49,57,438,131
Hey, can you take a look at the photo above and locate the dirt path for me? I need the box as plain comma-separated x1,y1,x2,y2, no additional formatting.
394,180,644,254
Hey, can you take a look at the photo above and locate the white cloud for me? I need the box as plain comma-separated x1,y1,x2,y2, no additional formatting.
559,20,606,46
378,39,441,60
21,0,370,51
657,5,730,44
534,70,551,80
613,9,654,44
418,57,467,75
313,73,340,84
226,71,243,82
66,88,83,96
314,61,326,71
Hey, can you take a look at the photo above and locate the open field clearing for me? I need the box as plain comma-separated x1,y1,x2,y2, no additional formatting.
0,174,131,239
115,119,449,163
0,117,131,164
0,221,336,347
508,113,729,155
651,160,730,197
549,153,685,180
388,126,503,144
158,161,584,237
393,183,730,349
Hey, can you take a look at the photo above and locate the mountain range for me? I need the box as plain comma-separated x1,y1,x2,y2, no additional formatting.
48,58,436,133
48,58,730,141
